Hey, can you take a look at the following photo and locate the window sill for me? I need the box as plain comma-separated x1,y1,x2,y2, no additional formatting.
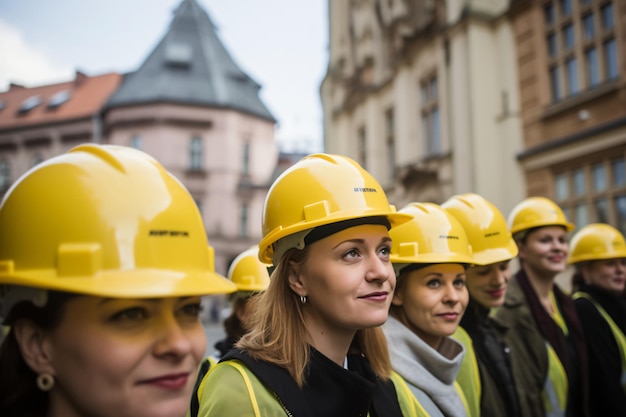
542,79,620,120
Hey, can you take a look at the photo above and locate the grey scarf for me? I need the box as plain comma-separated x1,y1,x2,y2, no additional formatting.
384,316,468,417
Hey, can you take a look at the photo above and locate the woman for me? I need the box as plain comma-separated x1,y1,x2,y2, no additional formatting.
195,153,413,417
0,144,237,417
443,193,526,417
385,202,473,417
214,245,271,358
568,223,626,415
189,245,270,417
493,196,589,417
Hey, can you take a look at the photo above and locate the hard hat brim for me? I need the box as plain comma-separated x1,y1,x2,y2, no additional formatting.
0,269,237,298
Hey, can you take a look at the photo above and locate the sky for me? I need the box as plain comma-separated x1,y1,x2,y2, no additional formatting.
0,0,327,153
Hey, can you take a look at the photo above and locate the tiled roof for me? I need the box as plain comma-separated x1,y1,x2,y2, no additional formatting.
105,0,276,122
0,72,122,130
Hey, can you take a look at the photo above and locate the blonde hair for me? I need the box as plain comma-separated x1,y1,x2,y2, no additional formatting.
236,246,393,387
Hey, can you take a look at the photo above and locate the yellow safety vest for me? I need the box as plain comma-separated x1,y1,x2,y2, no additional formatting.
195,360,418,417
573,291,626,392
452,327,481,417
543,343,568,417
390,371,471,417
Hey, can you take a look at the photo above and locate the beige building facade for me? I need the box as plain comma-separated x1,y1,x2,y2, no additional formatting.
321,0,525,214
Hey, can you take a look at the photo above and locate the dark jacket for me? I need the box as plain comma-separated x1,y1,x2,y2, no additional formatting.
494,270,590,417
461,300,522,417
574,284,626,416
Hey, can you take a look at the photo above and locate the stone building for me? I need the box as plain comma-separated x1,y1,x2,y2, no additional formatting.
321,0,525,214
510,0,625,233
0,0,279,274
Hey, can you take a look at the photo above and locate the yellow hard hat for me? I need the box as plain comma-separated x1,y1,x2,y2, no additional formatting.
389,202,474,269
0,144,236,298
228,246,271,292
508,196,574,235
567,223,626,264
442,193,518,265
258,153,412,264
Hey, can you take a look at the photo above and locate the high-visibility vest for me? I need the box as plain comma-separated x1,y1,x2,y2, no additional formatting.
390,371,471,417
573,291,626,392
543,343,568,417
193,359,419,417
452,327,481,417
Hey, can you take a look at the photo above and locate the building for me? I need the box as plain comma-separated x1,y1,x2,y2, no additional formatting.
321,0,525,214
0,0,279,274
510,0,625,234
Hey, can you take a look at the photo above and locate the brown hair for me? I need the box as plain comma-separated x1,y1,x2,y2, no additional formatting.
0,291,76,417
236,246,393,387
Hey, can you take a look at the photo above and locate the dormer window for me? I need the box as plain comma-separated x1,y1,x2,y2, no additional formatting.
18,95,41,114
165,42,192,67
48,90,71,109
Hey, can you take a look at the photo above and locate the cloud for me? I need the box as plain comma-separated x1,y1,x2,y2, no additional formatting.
0,20,74,91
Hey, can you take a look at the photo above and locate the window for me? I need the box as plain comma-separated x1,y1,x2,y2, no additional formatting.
555,153,626,234
420,75,440,155
604,38,618,80
545,3,555,25
130,135,142,150
582,14,594,40
385,108,396,180
189,136,203,171
585,48,600,86
595,198,609,223
601,3,613,30
574,168,586,195
560,0,572,17
31,154,44,167
194,198,203,219
566,57,578,94
47,90,71,109
544,1,619,99
239,204,248,238
575,203,588,226
242,142,250,175
0,160,10,192
556,173,569,200
562,24,574,50
18,96,41,114
592,163,606,191
550,66,562,101
547,33,558,57
613,159,625,186
616,196,626,235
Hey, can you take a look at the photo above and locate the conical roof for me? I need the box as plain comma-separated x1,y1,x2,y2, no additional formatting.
105,0,275,121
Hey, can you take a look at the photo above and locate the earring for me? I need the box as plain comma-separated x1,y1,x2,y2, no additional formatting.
37,373,54,391
300,295,307,304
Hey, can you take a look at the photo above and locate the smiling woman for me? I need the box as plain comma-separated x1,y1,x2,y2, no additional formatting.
0,144,236,417
195,153,414,417
384,202,474,417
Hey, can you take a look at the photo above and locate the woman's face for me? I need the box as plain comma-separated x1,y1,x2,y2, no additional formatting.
518,226,568,277
393,263,468,349
466,260,511,308
292,224,395,334
583,258,626,294
43,296,206,417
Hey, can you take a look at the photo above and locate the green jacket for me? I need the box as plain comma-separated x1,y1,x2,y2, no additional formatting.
493,275,549,417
